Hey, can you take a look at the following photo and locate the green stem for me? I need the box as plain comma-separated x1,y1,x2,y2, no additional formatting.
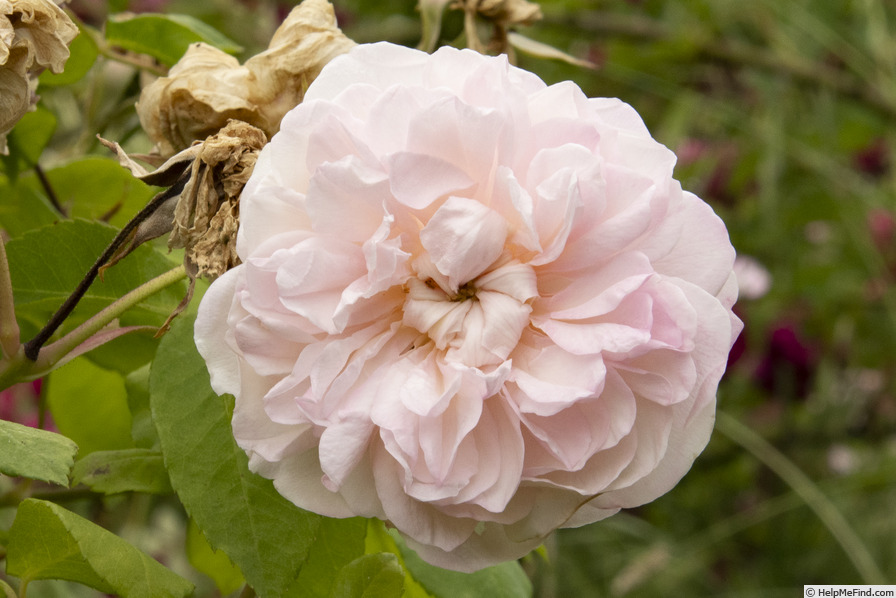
33,164,65,217
715,411,887,584
0,578,18,598
34,265,187,372
417,0,451,53
74,13,168,77
0,239,21,360
0,265,186,389
23,176,188,361
464,6,484,52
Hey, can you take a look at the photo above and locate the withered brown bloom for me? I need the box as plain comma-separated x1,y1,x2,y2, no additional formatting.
136,0,355,156
101,120,267,281
168,120,266,280
1,0,78,154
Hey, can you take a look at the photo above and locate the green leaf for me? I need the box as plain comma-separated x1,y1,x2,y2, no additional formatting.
0,419,78,485
124,364,159,448
288,517,369,597
46,357,134,455
331,553,405,598
14,157,158,229
71,448,172,494
186,518,245,595
39,24,99,86
6,219,186,342
391,530,533,598
0,183,59,238
6,498,193,597
105,13,242,66
1,108,58,177
364,521,433,598
149,315,322,597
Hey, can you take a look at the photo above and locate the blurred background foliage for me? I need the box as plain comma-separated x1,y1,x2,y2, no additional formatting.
4,0,896,595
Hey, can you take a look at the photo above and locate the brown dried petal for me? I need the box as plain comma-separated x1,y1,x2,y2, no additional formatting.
99,121,264,282
0,47,33,150
136,0,354,157
1,0,78,153
1,0,78,73
98,135,200,185
245,0,356,135
168,120,266,279
136,43,258,157
186,200,240,280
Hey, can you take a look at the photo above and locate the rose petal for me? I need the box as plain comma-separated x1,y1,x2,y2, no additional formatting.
420,196,507,290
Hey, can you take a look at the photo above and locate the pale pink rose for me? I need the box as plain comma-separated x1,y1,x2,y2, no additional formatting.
195,42,742,572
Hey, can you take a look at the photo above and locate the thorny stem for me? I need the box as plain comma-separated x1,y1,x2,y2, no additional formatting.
23,174,188,361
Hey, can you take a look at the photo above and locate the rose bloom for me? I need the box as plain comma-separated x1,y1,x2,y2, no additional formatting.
195,42,742,571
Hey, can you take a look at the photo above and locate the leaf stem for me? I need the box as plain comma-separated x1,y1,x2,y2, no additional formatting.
35,265,186,372
23,176,188,361
715,411,887,584
0,578,18,598
0,265,185,388
0,239,21,360
73,13,168,77
417,0,451,53
33,164,66,217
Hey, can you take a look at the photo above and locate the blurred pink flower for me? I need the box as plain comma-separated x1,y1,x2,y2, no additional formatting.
195,42,742,571
0,380,47,429
733,255,771,300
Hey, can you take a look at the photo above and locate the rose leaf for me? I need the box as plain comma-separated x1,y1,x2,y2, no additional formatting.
287,517,369,597
0,419,77,486
105,13,242,67
70,448,172,494
6,498,194,597
149,315,323,597
329,553,405,598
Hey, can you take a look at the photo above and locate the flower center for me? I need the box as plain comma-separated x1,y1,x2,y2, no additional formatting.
402,259,539,367
448,281,477,302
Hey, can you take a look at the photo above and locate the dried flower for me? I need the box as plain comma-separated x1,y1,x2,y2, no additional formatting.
169,120,266,279
101,119,267,281
195,43,742,571
136,0,354,156
0,0,78,154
